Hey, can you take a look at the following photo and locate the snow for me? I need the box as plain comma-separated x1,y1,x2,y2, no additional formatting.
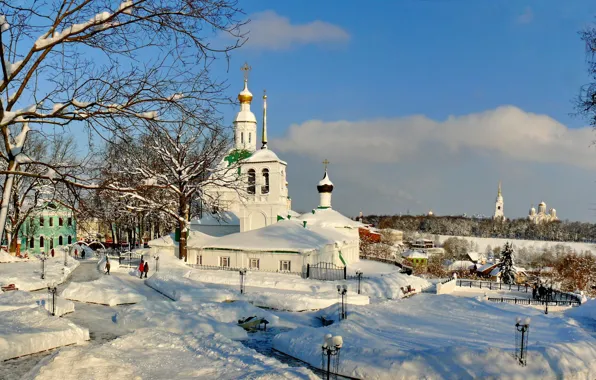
0,255,79,291
0,307,89,361
298,207,363,229
273,294,596,379
190,211,240,226
445,260,476,271
0,250,27,263
245,148,285,163
60,276,147,306
147,230,214,248
317,170,333,187
402,249,428,259
0,290,75,316
358,271,431,299
27,329,317,379
437,235,596,255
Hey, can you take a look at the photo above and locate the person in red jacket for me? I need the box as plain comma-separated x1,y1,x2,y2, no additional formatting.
139,259,144,279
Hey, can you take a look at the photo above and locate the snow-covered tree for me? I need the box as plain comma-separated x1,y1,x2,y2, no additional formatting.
500,242,516,285
0,0,244,246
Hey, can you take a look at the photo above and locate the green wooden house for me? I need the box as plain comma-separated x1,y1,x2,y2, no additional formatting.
19,202,77,255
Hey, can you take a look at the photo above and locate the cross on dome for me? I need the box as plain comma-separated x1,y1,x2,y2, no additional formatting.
323,159,330,171
241,62,251,81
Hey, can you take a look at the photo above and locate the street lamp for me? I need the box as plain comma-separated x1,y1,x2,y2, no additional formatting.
239,269,247,294
154,255,160,272
337,284,348,320
355,270,363,295
47,283,58,316
321,333,343,380
64,246,68,266
40,253,47,280
515,317,530,366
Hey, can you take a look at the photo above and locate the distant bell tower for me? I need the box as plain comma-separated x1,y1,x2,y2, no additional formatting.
493,181,505,220
233,62,257,152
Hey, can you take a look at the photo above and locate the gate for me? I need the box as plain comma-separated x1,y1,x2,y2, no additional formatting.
305,262,346,281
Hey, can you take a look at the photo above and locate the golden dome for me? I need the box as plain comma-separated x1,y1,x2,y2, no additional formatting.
238,79,253,104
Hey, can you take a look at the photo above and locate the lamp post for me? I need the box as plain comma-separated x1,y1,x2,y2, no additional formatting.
355,270,363,295
337,284,348,320
321,333,343,380
154,255,160,272
544,283,553,315
40,253,47,280
239,269,247,294
64,246,68,266
515,317,530,366
47,284,57,316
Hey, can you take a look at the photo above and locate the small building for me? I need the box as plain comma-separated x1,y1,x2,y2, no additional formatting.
402,250,428,267
20,202,76,255
476,262,528,283
409,239,434,249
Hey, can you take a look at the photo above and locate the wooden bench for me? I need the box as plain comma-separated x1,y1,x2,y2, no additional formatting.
1,284,18,292
401,285,416,297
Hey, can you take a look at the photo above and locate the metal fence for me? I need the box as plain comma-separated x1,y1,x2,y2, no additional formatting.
457,279,582,303
305,262,346,281
487,297,580,307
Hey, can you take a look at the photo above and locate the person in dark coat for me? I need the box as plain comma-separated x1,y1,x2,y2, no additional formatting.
143,261,149,278
139,259,144,279
51,248,55,257
105,259,111,275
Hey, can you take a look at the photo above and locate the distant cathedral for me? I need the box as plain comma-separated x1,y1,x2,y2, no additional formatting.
528,202,558,224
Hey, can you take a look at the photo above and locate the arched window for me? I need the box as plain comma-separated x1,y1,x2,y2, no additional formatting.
59,217,63,226
68,217,73,226
249,132,251,143
58,236,63,245
39,216,44,226
67,236,72,244
241,132,244,144
261,168,270,194
247,169,256,194
30,238,34,249
49,217,53,227
39,236,44,248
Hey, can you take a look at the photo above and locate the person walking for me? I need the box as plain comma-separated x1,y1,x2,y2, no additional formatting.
139,259,145,279
51,248,55,258
105,259,111,275
74,249,78,259
143,260,149,278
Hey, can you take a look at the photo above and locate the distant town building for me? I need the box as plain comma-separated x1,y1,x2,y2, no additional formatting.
528,201,558,224
20,202,76,255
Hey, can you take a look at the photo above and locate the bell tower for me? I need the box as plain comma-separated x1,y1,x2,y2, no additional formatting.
493,181,504,220
233,62,257,152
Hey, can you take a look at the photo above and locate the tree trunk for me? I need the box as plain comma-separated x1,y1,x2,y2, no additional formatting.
9,187,21,254
0,159,18,249
179,196,190,262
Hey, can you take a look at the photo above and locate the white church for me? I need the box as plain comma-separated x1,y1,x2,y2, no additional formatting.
149,64,362,273
491,182,559,224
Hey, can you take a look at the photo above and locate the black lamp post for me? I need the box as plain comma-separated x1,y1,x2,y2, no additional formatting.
515,317,530,366
321,333,343,380
355,270,363,295
545,283,553,315
154,255,160,272
47,285,57,316
239,269,247,294
337,284,348,320
64,247,68,266
40,253,47,279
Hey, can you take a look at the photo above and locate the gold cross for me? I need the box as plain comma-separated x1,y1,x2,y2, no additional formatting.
241,62,251,81
322,159,330,170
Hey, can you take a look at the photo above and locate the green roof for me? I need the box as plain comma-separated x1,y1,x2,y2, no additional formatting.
224,149,252,166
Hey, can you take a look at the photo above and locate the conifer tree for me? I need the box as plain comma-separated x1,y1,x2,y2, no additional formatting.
500,242,516,284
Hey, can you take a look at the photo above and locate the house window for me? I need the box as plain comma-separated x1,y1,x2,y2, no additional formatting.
197,255,202,265
219,256,230,267
29,238,34,249
39,217,44,226
59,217,63,226
68,217,72,226
39,236,44,248
261,168,269,194
67,236,72,244
247,169,256,194
58,236,63,245
280,260,291,272
249,258,260,269
241,132,244,144
49,217,53,227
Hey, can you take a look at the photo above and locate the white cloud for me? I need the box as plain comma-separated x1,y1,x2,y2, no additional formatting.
516,7,534,24
240,11,350,51
273,106,596,170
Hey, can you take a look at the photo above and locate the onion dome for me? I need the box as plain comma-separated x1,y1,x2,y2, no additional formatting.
317,170,334,193
238,79,253,104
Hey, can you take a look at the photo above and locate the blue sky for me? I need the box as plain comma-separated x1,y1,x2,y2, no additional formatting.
212,1,596,222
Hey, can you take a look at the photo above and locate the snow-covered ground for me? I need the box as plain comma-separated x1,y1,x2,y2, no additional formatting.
273,294,596,379
0,255,79,291
26,329,317,380
60,275,147,306
437,234,596,254
0,250,29,263
0,290,75,316
0,307,89,361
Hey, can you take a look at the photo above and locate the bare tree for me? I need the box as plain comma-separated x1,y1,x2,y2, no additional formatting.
579,24,596,128
0,0,244,245
102,112,242,261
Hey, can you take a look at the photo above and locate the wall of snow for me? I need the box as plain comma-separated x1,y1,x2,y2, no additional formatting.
436,278,457,295
61,276,146,306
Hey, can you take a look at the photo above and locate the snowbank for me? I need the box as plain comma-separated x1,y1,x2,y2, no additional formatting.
273,295,596,379
567,298,596,320
359,271,431,299
146,272,236,302
0,250,27,263
61,276,147,306
115,300,248,340
0,307,89,360
28,329,316,379
0,256,79,291
0,290,74,316
246,290,369,312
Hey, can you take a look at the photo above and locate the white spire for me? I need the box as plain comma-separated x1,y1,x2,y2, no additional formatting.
262,90,268,149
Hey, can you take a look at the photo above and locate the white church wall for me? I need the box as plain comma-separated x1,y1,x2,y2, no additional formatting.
196,248,310,273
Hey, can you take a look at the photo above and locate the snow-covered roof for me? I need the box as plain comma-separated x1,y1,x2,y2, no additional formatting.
201,220,336,254
467,251,484,262
402,250,428,259
244,148,286,164
287,210,301,218
148,231,214,248
190,211,240,227
445,260,476,271
298,208,364,229
476,262,497,273
318,170,333,187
